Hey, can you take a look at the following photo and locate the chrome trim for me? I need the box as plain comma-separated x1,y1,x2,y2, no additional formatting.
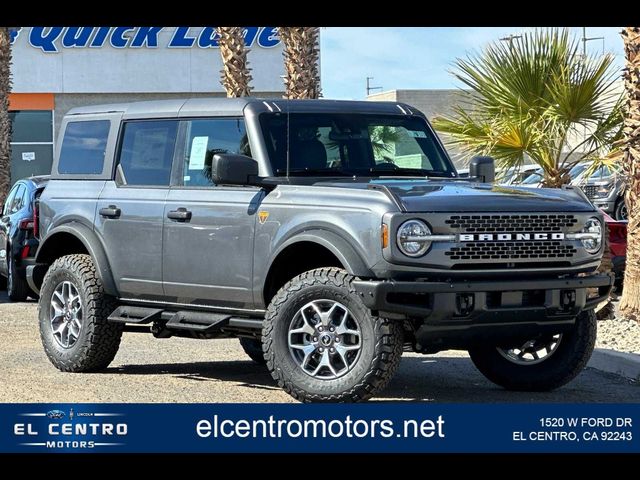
566,232,601,240
406,234,456,242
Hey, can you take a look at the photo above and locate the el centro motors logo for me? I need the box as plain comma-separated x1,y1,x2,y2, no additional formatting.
14,409,127,449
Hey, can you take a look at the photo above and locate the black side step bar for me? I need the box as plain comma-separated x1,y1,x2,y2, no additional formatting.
108,306,163,324
107,305,264,335
165,311,231,334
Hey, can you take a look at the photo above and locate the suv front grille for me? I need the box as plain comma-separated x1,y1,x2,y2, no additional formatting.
445,241,576,261
445,214,577,232
581,185,598,199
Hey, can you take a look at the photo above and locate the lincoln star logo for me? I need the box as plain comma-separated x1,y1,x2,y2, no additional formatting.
459,233,565,241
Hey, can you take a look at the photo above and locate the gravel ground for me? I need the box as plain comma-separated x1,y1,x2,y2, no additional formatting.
0,292,636,403
595,299,640,354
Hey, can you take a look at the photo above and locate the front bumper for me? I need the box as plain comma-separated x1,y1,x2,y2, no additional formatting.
353,273,614,350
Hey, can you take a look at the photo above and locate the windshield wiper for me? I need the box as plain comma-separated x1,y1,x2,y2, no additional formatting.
276,168,352,176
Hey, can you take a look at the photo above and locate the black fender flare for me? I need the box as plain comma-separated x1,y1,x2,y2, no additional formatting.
270,229,373,278
35,223,118,296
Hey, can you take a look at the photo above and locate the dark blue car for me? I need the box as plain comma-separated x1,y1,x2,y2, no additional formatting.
0,176,48,301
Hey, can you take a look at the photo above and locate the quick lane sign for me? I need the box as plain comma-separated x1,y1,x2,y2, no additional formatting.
9,27,280,53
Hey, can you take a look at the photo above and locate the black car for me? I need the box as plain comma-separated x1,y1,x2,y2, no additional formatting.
0,176,48,301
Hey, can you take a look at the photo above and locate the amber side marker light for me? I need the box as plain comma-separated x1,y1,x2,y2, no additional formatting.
381,223,389,249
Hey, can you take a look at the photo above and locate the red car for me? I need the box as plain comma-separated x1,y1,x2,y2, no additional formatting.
603,211,627,290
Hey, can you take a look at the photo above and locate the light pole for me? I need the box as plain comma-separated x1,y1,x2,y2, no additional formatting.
366,77,382,97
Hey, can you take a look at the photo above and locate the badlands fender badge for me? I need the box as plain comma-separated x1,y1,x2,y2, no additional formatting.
258,211,270,224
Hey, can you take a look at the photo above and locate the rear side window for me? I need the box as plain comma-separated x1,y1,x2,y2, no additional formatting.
117,120,178,186
58,120,110,174
9,184,25,213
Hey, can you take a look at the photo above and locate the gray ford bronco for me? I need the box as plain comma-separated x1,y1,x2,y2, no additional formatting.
30,98,613,402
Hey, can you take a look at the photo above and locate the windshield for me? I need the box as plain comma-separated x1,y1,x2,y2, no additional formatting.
259,113,456,177
522,169,543,185
569,163,589,180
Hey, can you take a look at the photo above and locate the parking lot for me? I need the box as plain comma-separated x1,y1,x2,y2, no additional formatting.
0,292,637,403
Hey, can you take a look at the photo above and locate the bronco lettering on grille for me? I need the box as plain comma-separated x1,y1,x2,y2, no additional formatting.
458,233,566,241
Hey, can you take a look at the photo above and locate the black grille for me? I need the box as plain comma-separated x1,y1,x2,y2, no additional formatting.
581,185,598,199
445,241,576,261
445,214,577,232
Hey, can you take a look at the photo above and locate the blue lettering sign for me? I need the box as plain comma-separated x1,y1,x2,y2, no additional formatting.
257,27,279,48
131,27,163,48
110,27,135,48
9,27,22,45
197,27,219,48
90,27,111,48
244,27,259,47
29,27,64,53
62,27,94,48
169,27,195,48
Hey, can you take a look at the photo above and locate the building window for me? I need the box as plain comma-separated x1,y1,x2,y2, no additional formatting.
9,110,54,184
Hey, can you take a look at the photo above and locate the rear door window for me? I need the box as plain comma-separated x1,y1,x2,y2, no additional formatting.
10,184,25,213
58,120,110,174
117,120,179,186
3,185,18,215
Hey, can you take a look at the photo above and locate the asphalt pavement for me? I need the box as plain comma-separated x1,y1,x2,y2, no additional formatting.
1,292,637,403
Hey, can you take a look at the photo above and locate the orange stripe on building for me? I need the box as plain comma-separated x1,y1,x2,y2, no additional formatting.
8,93,54,110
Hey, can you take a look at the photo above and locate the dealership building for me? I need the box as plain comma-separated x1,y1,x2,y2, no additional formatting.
8,26,285,183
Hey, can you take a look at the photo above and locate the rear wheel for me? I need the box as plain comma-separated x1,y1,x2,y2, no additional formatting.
469,309,596,391
39,254,123,372
7,256,30,302
239,337,266,365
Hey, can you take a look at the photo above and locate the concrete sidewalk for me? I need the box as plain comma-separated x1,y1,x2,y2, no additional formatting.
589,349,640,383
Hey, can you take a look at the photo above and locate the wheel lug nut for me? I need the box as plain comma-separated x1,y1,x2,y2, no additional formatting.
329,327,335,332
335,337,340,343
318,347,324,353
317,326,323,332
330,347,335,353
313,337,318,342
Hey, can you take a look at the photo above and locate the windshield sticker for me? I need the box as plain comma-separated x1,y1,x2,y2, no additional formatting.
189,136,209,170
393,154,425,169
407,130,427,138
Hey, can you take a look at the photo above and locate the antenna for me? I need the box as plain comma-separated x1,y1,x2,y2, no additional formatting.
366,77,383,97
499,34,522,49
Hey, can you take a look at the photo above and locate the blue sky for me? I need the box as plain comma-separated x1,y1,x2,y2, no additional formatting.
320,27,624,99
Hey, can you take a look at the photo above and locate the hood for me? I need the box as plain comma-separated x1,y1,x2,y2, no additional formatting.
318,179,595,213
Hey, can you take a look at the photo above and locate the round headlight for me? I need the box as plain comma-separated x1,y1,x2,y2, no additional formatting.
582,217,603,254
397,219,431,257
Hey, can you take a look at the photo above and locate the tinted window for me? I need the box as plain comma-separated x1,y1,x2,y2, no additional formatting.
58,120,110,174
3,185,18,215
10,185,25,213
9,110,53,143
260,113,454,177
118,120,178,186
182,118,250,187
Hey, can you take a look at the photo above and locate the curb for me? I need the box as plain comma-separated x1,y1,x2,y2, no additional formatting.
588,348,640,382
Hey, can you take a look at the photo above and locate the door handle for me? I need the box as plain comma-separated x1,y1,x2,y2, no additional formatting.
99,205,121,219
167,208,192,222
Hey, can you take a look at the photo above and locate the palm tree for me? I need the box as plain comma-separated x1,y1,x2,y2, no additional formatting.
619,27,640,321
217,27,253,97
432,29,623,188
278,27,321,99
0,27,12,205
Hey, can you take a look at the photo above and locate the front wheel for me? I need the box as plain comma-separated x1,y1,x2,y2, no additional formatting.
263,268,403,402
615,198,628,221
469,309,596,391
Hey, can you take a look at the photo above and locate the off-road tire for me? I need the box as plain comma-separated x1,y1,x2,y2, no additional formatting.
469,309,597,391
263,267,403,402
8,256,30,302
615,198,628,221
39,254,123,372
239,337,266,365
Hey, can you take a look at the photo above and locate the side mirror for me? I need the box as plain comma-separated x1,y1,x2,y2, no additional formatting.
211,154,259,186
470,156,495,183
